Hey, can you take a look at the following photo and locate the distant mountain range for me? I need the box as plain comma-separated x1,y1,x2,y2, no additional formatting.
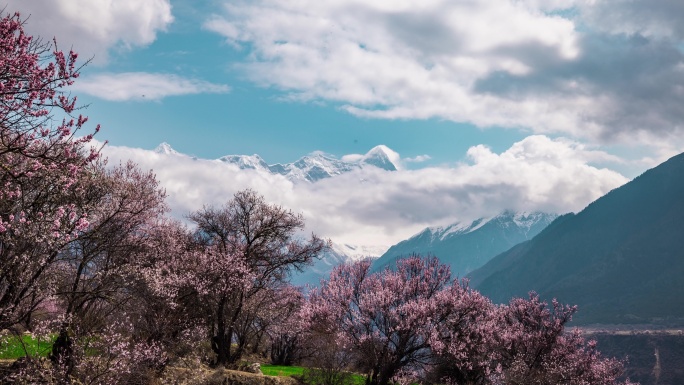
469,152,684,326
290,212,557,287
372,211,558,277
155,142,399,183
290,243,385,287
155,142,396,286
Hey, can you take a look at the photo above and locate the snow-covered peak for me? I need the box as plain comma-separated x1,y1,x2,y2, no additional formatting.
218,154,269,171
267,151,358,182
307,150,335,159
423,217,492,241
289,241,384,287
492,211,558,230
152,142,402,183
154,142,182,156
361,145,400,171
373,211,559,277
417,211,558,242
273,147,402,182
512,211,553,229
439,217,491,240
331,243,388,261
295,151,348,171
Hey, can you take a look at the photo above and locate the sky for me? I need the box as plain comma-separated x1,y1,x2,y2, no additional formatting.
5,0,684,252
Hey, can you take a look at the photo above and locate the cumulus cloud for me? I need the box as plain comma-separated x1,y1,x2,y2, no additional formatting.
98,135,628,249
73,72,230,101
5,0,173,63
578,0,684,40
205,0,684,147
405,155,432,163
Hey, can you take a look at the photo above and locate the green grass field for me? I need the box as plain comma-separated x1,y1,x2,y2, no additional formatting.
1,341,365,385
261,364,366,385
0,334,54,359
261,364,306,377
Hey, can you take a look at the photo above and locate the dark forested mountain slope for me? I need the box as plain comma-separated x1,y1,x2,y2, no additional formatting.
469,152,684,325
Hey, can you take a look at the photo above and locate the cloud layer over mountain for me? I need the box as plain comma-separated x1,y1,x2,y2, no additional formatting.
100,135,628,248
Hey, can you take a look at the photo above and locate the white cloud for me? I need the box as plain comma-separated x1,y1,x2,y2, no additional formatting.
205,0,684,147
205,1,577,106
406,155,432,163
578,0,684,40
5,0,173,63
73,72,230,101
98,135,628,250
340,154,364,163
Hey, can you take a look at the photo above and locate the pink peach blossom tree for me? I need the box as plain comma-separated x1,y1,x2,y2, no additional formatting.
0,11,100,333
491,293,634,385
49,161,168,374
305,256,635,385
303,256,459,385
188,189,327,366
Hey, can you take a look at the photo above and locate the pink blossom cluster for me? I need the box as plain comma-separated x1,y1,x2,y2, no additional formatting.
0,10,103,335
303,256,635,385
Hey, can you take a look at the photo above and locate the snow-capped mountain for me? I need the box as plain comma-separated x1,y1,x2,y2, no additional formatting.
268,151,361,182
358,145,400,171
292,211,556,287
154,142,183,156
265,145,399,182
218,154,270,170
289,242,385,287
372,211,558,277
156,142,400,183
330,243,388,261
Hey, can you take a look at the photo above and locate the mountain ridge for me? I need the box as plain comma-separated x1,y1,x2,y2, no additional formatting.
155,142,400,183
372,211,558,277
469,151,684,325
289,241,384,287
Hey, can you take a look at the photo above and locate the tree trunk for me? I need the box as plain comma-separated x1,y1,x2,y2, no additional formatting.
212,298,229,366
251,329,264,354
270,334,295,365
366,361,399,385
367,367,379,385
51,327,75,379
377,365,396,385
226,292,245,364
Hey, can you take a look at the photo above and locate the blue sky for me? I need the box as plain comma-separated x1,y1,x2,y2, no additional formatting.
32,0,529,168
6,0,684,250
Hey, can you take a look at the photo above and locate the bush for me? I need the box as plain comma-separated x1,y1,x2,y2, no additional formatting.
301,367,354,385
